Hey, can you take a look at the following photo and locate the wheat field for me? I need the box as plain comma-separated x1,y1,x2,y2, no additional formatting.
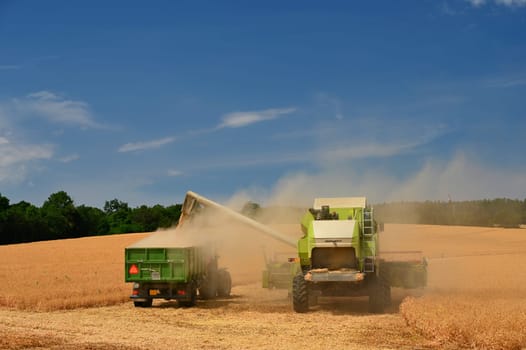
0,232,149,311
1,224,526,349
384,224,526,349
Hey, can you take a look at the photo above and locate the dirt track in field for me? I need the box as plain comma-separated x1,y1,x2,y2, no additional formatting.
2,224,526,349
0,284,435,350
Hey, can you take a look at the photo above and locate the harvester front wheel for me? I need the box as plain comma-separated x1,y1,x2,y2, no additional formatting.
292,272,309,313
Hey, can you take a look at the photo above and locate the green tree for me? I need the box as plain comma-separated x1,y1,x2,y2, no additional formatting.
41,191,79,239
75,205,110,236
104,198,137,233
0,193,9,243
4,201,48,243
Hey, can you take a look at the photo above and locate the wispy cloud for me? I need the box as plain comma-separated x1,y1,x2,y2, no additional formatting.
218,107,296,128
440,2,462,15
167,169,183,177
315,93,344,120
466,0,486,6
467,0,526,6
485,77,526,88
59,154,80,163
318,141,422,162
13,90,104,129
118,136,176,153
0,137,53,183
495,0,526,6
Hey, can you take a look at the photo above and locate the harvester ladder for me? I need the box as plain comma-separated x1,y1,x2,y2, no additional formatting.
362,207,374,240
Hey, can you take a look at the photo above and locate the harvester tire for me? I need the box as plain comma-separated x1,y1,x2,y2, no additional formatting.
384,284,392,307
217,270,232,297
368,277,388,314
292,272,309,313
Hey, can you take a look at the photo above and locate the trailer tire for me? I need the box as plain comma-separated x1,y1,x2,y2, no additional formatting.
199,276,217,300
292,272,309,313
134,298,153,308
217,270,232,297
179,284,197,307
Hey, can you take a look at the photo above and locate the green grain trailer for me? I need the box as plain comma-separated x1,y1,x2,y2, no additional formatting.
125,246,231,307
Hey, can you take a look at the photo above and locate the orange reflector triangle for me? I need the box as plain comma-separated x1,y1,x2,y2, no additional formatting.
129,264,139,275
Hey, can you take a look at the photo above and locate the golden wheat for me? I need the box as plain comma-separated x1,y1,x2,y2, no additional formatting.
0,233,148,311
401,290,526,349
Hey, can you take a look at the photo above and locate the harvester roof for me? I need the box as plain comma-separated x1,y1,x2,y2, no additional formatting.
313,197,367,209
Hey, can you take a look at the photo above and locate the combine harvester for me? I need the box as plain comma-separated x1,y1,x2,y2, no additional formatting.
126,191,427,312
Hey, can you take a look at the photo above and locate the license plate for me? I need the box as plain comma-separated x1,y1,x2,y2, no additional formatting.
151,271,160,280
149,289,159,296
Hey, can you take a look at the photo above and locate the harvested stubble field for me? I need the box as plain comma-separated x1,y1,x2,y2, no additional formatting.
1,224,526,349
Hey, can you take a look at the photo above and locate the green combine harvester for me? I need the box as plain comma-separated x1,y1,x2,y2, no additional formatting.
288,196,426,313
126,191,426,312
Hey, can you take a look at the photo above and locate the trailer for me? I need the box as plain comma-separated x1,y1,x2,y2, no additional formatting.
125,245,231,307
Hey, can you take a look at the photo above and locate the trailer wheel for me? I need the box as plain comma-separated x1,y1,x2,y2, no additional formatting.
217,270,232,297
134,298,153,308
179,284,197,307
292,272,309,313
199,276,217,299
368,277,388,314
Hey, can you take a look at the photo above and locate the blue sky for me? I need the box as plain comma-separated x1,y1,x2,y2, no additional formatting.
1,0,525,208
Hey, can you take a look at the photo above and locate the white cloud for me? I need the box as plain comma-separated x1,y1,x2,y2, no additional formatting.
14,90,103,128
495,0,526,5
318,141,419,163
486,77,526,88
59,154,80,163
467,0,486,6
467,0,526,6
167,169,183,177
315,93,344,120
118,136,176,153
218,107,296,128
0,139,53,183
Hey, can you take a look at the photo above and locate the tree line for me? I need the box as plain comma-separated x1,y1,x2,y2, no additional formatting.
374,198,526,227
0,191,182,245
2,192,525,245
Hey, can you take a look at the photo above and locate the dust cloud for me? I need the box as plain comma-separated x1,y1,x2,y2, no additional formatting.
129,205,301,285
131,149,526,293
